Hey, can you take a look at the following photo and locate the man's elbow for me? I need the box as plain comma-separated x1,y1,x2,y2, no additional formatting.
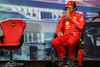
78,25,85,30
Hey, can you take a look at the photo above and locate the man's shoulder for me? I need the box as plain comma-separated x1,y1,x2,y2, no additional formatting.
62,15,65,17
75,12,84,16
61,15,65,19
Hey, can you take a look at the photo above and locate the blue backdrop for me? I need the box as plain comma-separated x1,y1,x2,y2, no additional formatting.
0,0,100,61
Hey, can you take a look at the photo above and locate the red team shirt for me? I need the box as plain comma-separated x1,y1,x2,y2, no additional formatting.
52,1,86,65
56,11,86,36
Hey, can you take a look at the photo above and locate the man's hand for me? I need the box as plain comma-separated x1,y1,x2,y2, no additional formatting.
57,32,63,37
65,10,72,19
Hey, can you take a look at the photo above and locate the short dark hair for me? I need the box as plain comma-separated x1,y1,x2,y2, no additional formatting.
73,2,76,8
73,2,77,10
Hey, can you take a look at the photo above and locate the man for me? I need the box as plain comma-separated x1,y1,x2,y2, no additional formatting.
52,1,86,66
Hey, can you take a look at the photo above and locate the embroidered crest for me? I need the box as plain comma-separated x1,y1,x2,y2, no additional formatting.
68,2,71,4
79,16,84,21
73,17,76,20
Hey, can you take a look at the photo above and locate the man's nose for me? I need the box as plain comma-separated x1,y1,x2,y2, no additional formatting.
67,8,70,10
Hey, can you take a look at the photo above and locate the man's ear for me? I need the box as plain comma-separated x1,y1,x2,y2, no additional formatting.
74,7,77,11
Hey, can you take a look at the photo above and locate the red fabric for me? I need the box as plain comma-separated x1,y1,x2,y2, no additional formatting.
52,12,85,58
52,35,79,58
78,49,84,65
56,12,86,35
0,20,26,48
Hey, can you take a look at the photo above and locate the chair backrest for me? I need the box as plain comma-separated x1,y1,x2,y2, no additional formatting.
0,20,26,44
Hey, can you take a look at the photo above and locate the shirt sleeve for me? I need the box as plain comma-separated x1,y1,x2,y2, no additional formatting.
70,14,86,30
55,16,64,34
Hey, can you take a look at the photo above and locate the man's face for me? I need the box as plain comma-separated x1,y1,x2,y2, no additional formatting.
66,7,76,14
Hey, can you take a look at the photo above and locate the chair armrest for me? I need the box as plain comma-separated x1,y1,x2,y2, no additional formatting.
54,33,57,39
0,35,5,43
76,33,84,49
19,34,24,45
16,34,24,48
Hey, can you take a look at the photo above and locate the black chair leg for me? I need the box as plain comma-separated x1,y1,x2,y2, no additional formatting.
2,49,23,67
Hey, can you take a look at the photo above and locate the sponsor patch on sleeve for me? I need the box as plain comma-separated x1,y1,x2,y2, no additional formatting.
79,16,84,21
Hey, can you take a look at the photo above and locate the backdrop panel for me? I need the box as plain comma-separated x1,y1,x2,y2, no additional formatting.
0,0,100,61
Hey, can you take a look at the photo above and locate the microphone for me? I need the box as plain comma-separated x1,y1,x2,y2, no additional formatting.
65,16,68,21
65,10,69,21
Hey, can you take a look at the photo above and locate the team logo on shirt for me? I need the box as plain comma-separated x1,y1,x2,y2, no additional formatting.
73,17,76,20
79,16,84,21
65,21,69,25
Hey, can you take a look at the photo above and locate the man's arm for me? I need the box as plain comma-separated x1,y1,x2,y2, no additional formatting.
70,14,86,30
55,16,64,36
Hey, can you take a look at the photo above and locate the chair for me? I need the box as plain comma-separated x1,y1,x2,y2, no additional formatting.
0,20,26,67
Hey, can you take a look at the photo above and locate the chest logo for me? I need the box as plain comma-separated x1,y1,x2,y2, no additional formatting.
73,17,76,20
65,22,69,25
